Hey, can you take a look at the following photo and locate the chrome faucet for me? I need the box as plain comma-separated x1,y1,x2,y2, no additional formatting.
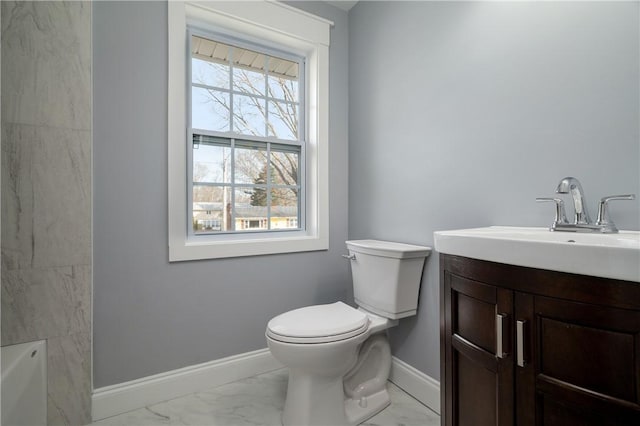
555,177,592,224
537,177,636,233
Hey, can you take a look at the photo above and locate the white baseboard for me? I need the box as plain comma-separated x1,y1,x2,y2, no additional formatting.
92,350,440,422
389,357,441,415
92,348,283,421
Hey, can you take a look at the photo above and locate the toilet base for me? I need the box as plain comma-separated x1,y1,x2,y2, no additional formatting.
281,369,391,426
345,388,391,425
282,370,350,426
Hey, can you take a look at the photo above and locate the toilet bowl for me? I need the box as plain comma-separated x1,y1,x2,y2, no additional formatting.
266,240,431,426
266,302,396,425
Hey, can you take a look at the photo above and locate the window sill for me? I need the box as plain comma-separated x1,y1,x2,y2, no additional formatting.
169,233,328,261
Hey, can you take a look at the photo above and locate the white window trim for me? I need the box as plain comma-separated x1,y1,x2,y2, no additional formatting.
168,1,331,261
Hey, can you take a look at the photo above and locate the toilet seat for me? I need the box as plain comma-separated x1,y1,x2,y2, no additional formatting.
267,302,370,344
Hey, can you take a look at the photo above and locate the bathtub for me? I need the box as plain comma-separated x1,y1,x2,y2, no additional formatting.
1,340,47,426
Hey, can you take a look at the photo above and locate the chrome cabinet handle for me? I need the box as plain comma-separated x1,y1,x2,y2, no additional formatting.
496,313,507,358
516,320,527,367
342,254,356,261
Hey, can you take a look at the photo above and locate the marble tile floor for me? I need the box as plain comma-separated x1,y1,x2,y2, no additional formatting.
90,369,440,426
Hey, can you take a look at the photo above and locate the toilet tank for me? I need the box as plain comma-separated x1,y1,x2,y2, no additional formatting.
346,240,431,320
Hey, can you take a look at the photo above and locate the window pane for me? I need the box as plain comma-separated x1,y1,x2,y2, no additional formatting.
186,32,307,239
232,46,267,91
268,74,298,102
192,186,231,233
235,188,268,231
268,56,298,91
191,35,232,86
193,139,231,183
192,57,229,89
271,189,298,229
233,95,266,136
270,145,299,186
192,87,229,132
233,67,265,97
234,141,267,185
267,101,297,140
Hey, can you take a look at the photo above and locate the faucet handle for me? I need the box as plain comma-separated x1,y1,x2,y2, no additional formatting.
536,197,569,228
595,194,636,232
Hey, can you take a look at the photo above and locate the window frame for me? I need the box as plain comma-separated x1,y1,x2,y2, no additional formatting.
168,1,331,261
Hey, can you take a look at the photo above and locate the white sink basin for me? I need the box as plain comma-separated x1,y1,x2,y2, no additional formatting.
434,226,640,282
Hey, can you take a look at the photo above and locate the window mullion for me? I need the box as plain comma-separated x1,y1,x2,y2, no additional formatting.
230,138,236,231
228,48,235,232
264,56,270,138
229,47,235,133
192,82,230,93
266,142,272,230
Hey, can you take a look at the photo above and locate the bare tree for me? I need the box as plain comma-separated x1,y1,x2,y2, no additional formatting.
195,62,300,199
191,59,300,233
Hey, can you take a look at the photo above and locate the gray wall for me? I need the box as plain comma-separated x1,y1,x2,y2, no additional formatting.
95,0,639,390
349,1,640,380
1,2,92,424
93,1,349,388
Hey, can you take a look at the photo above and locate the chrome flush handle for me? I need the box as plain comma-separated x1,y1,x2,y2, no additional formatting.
342,254,356,261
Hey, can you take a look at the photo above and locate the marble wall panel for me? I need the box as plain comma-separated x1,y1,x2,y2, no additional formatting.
1,1,93,424
1,265,91,346
1,1,91,130
47,332,92,426
1,123,34,270
1,123,91,271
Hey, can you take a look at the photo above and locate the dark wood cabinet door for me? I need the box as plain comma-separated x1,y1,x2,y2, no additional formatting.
442,271,514,426
441,254,640,426
516,293,640,425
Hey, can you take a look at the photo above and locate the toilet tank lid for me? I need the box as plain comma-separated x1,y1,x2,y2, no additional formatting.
267,302,368,339
346,240,432,259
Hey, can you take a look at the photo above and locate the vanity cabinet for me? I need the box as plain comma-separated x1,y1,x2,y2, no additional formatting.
441,254,640,426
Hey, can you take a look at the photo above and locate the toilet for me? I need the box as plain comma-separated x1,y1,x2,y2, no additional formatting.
266,239,431,426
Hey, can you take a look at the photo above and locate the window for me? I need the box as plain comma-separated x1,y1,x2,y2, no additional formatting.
189,34,303,236
168,1,331,261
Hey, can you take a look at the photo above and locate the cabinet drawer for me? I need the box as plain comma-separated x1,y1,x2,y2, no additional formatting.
535,296,640,405
539,317,635,401
539,394,624,426
450,274,498,354
455,292,496,353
